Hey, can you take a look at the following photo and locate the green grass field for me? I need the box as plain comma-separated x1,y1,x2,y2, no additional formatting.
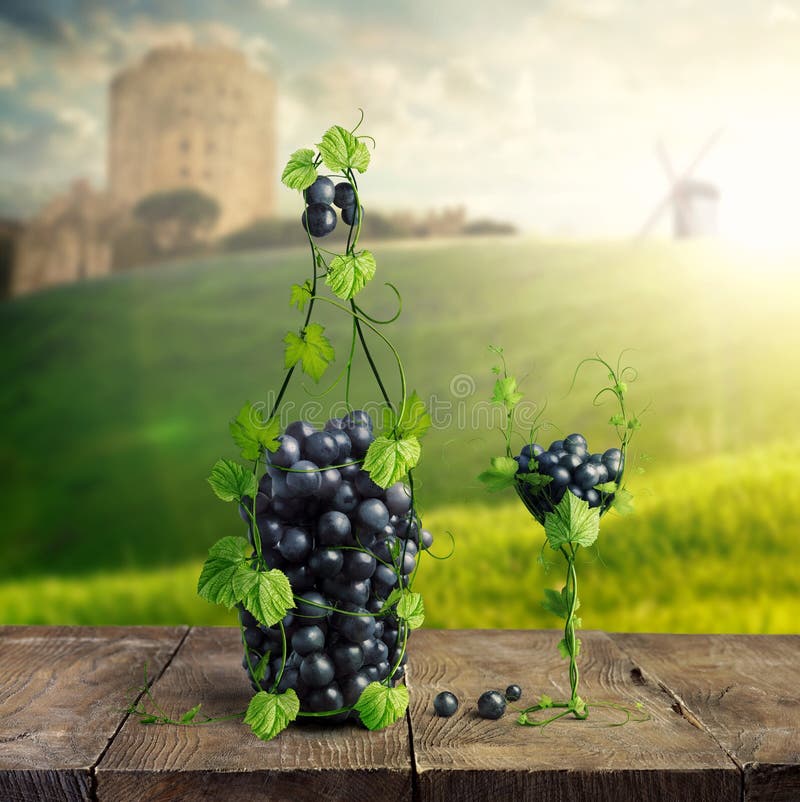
1,237,799,631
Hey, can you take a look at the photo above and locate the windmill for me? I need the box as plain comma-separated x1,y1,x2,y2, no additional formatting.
638,129,723,240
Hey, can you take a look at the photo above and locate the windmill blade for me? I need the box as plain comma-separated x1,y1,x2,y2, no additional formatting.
637,189,673,239
680,127,724,184
657,139,677,182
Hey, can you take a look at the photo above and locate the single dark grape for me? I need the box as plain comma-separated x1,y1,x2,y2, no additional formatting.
361,637,389,665
521,443,544,459
294,590,329,620
302,203,337,237
505,684,522,702
574,461,601,490
255,514,283,548
303,431,339,467
533,451,558,471
317,510,351,546
346,424,373,456
291,625,325,656
339,461,360,481
286,460,322,497
602,448,624,481
304,175,335,205
341,204,363,226
585,488,601,508
357,498,390,531
324,417,344,431
337,610,376,643
477,690,506,720
559,453,583,472
548,465,571,486
330,429,352,461
433,691,459,717
355,469,384,499
341,671,370,707
268,434,301,468
342,550,377,580
384,482,412,516
332,642,364,676
594,463,609,484
330,481,358,514
286,420,316,445
317,467,342,499
308,683,344,712
564,433,588,456
549,439,565,452
300,652,335,688
342,409,373,430
278,526,312,563
568,484,586,500
309,548,344,578
420,529,434,550
372,563,399,595
276,666,299,693
284,563,315,592
375,660,391,680
333,181,356,208
382,627,399,649
515,454,530,473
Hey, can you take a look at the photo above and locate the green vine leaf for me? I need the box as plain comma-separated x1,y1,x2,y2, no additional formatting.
519,472,553,491
612,487,635,515
491,375,523,410
281,148,318,190
244,689,300,741
477,456,518,492
197,536,250,608
354,682,409,731
326,250,377,299
539,694,553,709
180,703,202,724
383,391,432,440
557,637,581,659
363,435,421,488
317,125,370,173
289,280,313,311
208,459,257,502
232,565,294,627
284,322,335,382
395,590,425,630
229,403,280,461
251,653,270,683
544,492,600,550
594,481,618,494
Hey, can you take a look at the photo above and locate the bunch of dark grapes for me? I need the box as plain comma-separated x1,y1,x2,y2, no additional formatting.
514,433,623,522
237,410,433,720
301,176,362,237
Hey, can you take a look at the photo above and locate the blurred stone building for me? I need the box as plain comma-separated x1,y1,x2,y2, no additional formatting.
108,45,276,235
11,180,122,296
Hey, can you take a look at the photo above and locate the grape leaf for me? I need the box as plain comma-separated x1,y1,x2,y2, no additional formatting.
544,492,600,550
491,376,523,410
594,481,618,493
208,459,257,502
354,682,409,731
289,280,313,311
539,694,553,708
612,487,635,515
233,565,294,627
379,587,404,613
395,591,425,629
244,689,299,741
317,125,370,173
229,403,280,461
557,637,581,659
180,703,202,723
542,587,569,619
477,456,518,491
281,148,317,190
326,250,376,299
250,652,270,683
284,322,335,382
197,536,250,608
383,391,432,440
363,435,421,488
519,472,553,490
609,414,626,426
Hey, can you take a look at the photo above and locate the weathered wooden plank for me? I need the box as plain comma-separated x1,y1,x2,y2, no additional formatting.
0,625,188,802
407,629,740,802
95,626,412,801
613,633,800,802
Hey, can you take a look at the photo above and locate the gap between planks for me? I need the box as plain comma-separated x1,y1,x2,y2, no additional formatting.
86,626,193,802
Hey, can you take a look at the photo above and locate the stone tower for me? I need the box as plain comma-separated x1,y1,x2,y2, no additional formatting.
108,46,276,235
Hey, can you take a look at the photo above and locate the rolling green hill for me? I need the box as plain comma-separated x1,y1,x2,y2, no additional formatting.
1,237,799,630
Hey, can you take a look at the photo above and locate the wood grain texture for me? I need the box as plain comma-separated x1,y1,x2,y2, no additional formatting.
613,633,800,802
95,626,412,802
407,629,740,802
0,625,188,802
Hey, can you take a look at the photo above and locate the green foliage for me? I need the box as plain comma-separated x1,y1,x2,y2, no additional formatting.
362,434,421,488
326,250,377,299
281,148,318,190
232,566,294,627
229,403,280,461
207,459,256,502
354,682,409,731
613,487,635,515
395,590,425,629
317,125,371,173
244,690,300,741
283,322,335,382
491,375,523,410
290,281,313,311
196,536,249,608
544,492,600,550
383,391,432,440
477,456,518,491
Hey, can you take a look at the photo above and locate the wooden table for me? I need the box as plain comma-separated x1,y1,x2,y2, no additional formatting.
1,627,797,801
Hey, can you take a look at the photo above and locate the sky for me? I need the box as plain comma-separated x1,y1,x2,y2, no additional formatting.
1,0,799,243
